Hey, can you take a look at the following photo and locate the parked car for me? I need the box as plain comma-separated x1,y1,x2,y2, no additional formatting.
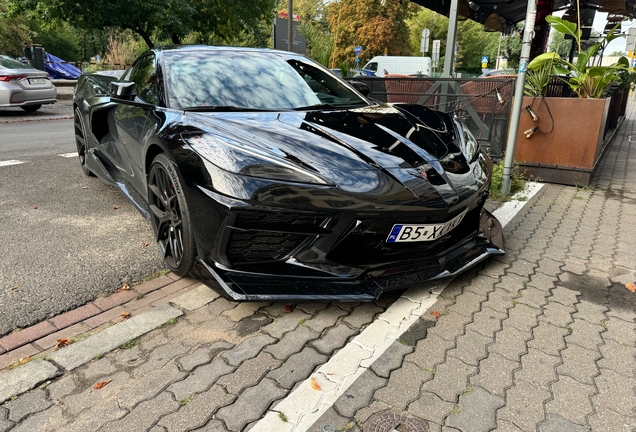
0,55,56,112
73,45,505,301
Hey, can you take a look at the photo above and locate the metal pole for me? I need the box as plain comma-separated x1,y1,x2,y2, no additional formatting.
442,0,459,77
501,0,537,194
287,0,293,52
440,0,459,111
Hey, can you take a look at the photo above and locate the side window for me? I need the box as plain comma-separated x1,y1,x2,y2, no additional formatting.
366,62,378,72
128,54,157,104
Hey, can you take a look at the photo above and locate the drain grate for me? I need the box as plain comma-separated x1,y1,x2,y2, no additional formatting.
363,409,430,432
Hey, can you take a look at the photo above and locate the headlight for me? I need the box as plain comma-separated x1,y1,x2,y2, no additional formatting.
184,134,329,185
455,120,481,163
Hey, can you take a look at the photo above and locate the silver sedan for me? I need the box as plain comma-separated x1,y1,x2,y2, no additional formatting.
0,55,56,112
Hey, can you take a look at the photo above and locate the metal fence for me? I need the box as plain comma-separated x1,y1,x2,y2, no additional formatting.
347,76,517,159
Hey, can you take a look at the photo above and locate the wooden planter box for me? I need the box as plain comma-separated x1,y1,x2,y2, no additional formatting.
514,96,611,186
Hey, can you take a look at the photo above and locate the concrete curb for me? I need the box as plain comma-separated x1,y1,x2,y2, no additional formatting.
0,115,73,124
0,360,60,403
49,304,183,371
0,303,183,403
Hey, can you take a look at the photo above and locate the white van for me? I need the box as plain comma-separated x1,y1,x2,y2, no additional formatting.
362,56,432,77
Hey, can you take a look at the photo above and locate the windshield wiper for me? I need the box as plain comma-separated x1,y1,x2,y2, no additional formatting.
182,105,275,112
292,101,368,111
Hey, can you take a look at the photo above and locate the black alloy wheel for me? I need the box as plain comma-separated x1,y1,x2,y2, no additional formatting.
73,107,94,176
21,104,41,112
147,153,196,276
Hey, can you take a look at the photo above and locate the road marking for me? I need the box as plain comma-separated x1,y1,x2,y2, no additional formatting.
58,152,79,158
251,181,544,432
0,160,26,167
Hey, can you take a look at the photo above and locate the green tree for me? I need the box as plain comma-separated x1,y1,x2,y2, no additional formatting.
327,0,415,68
9,0,276,49
407,7,500,74
0,0,32,57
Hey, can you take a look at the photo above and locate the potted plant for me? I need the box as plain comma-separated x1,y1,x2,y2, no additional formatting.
513,16,630,186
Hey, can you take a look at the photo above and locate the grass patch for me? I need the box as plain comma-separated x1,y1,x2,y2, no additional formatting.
451,404,462,415
419,366,437,375
133,269,171,286
158,318,179,329
6,356,35,370
118,338,139,350
489,161,527,202
278,411,288,422
179,394,195,406
298,318,307,326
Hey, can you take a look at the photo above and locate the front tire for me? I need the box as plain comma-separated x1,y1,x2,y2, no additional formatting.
147,153,196,277
73,107,94,176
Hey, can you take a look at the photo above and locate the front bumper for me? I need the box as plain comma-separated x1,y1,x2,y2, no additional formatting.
189,192,505,301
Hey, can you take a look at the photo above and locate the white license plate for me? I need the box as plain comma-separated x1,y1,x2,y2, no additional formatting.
386,209,468,243
28,78,46,85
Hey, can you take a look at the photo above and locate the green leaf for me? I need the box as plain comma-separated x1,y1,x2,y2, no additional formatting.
616,56,630,67
606,22,625,43
545,15,579,41
587,66,607,78
528,52,559,70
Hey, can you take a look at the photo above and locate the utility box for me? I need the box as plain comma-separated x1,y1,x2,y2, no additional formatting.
24,45,45,71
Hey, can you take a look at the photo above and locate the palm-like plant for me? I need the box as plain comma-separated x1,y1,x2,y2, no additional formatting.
528,16,629,98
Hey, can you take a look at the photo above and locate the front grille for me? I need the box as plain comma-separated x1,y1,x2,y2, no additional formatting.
227,231,307,263
226,212,328,264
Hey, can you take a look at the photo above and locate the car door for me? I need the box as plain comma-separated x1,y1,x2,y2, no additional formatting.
111,53,157,195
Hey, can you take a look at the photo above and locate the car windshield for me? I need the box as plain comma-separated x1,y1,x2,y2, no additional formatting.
0,55,32,70
163,50,368,111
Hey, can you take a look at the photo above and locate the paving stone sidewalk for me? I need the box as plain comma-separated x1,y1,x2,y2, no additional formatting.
1,103,634,432
306,103,636,432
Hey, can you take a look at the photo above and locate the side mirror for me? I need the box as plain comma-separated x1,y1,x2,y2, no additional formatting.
349,81,371,97
110,81,137,101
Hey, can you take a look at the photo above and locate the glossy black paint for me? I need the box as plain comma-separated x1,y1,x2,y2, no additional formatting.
73,45,505,301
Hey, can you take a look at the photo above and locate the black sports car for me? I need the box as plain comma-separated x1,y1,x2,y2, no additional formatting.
73,45,505,301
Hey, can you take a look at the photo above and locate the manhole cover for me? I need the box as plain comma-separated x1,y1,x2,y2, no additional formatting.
363,409,429,432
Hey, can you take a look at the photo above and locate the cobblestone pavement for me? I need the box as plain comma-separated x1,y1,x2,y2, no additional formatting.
305,103,636,432
1,104,634,431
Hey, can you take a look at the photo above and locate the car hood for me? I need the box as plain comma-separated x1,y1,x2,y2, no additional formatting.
182,104,487,206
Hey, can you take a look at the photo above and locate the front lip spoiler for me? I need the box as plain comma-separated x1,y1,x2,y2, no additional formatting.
191,242,504,302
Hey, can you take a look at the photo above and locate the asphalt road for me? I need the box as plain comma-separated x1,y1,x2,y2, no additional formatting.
0,116,164,336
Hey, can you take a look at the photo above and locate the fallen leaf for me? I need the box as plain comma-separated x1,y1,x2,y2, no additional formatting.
120,311,131,321
626,283,636,293
8,285,19,291
430,311,441,318
283,305,293,313
141,241,149,247
113,205,119,209
309,377,321,391
114,284,130,293
55,338,71,350
93,379,112,389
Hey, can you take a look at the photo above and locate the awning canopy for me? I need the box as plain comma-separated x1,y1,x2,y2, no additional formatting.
410,0,635,30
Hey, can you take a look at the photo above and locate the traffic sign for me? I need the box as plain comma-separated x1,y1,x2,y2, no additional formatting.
481,55,489,64
420,28,430,53
353,45,363,55
432,40,441,63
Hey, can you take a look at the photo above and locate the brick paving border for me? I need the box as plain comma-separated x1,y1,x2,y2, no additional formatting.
0,273,199,371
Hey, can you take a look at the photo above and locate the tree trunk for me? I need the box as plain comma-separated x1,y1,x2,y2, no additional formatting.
136,28,155,49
